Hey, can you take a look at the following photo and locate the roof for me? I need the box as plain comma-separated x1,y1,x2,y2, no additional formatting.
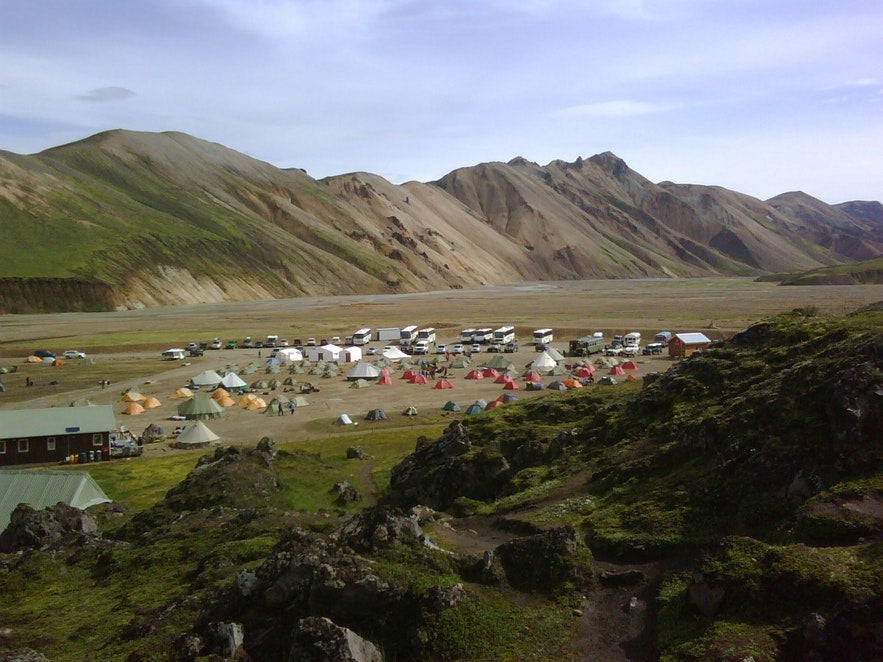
674,332,712,345
0,405,116,441
0,470,110,529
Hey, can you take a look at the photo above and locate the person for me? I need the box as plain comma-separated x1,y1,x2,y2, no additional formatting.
277,405,284,416
289,402,296,415
25,376,31,387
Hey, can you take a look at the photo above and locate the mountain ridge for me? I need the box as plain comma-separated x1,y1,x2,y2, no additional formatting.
0,129,879,312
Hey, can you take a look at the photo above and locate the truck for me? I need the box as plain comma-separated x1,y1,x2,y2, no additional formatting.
375,327,401,343
567,336,605,357
654,331,672,346
400,325,419,345
623,332,641,348
265,335,279,347
493,325,516,345
417,327,436,344
352,328,372,346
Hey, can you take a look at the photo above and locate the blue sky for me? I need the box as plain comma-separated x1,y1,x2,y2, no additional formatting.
1,0,880,203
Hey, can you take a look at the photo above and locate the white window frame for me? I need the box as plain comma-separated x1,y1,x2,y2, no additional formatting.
92,433,103,447
47,437,56,452
18,439,29,453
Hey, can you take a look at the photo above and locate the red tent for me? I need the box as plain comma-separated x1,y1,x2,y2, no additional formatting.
409,374,428,384
573,366,595,378
503,380,519,390
379,368,391,377
621,361,637,371
626,374,637,382
433,379,453,390
401,370,416,380
494,374,512,384
376,374,392,386
523,371,542,382
484,400,503,410
482,368,500,378
464,370,485,380
608,365,626,376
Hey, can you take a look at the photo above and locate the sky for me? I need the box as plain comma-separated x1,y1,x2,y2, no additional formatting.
1,0,880,203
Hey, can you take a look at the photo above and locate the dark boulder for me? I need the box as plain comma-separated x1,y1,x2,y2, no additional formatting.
0,502,99,553
346,446,367,460
492,526,594,592
332,481,362,506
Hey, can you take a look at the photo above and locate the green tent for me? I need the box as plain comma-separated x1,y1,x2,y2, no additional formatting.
0,470,110,529
442,401,461,412
176,393,224,420
402,405,418,416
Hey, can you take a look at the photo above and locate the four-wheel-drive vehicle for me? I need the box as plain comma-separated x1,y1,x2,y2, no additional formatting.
189,347,205,357
63,350,86,359
451,343,464,354
435,344,447,354
412,341,430,355
225,340,238,349
504,342,519,353
34,350,55,359
642,342,664,355
210,338,222,350
366,347,378,355
486,343,502,353
331,336,341,344
198,341,209,351
307,338,317,346
471,343,482,353
187,342,198,351
242,337,254,348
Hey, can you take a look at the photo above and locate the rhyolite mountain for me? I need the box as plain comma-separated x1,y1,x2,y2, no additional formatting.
0,130,879,312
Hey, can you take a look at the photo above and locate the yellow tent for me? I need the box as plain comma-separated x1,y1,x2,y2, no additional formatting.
122,403,145,415
25,356,42,363
245,398,266,411
212,388,230,400
216,395,235,407
173,387,194,399
121,391,145,402
238,393,258,407
142,396,161,409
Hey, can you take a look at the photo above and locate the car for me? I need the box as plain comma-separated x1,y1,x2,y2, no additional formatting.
225,340,238,349
279,338,289,347
242,338,254,348
307,338,317,346
435,344,447,354
471,343,482,353
210,339,222,350
366,347,378,355
486,343,502,353
451,343,464,354
412,341,430,355
63,350,86,359
331,336,341,344
642,343,664,355
34,350,55,359
254,341,264,348
186,342,198,351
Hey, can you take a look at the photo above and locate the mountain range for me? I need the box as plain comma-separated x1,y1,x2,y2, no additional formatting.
0,130,880,312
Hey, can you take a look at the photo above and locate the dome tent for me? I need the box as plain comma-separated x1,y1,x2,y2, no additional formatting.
442,401,460,412
364,409,388,421
333,414,354,425
175,420,219,448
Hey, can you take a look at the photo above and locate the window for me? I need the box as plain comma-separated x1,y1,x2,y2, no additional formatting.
47,437,56,451
18,439,29,453
0,441,5,454
92,434,103,447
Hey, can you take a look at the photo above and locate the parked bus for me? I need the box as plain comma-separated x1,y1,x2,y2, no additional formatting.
352,328,372,345
567,336,605,357
417,327,436,344
493,325,516,344
459,328,477,343
533,328,554,348
473,328,493,344
400,325,419,345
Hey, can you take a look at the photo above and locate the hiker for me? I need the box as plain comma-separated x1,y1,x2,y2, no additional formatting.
289,402,296,415
277,405,284,416
25,376,32,387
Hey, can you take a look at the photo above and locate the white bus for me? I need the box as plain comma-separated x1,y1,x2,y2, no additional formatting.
533,328,554,347
417,327,436,344
400,325,419,345
352,328,372,345
473,328,493,344
493,325,516,344
460,328,477,343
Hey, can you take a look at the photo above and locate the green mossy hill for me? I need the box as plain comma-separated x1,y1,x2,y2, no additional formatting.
761,255,883,285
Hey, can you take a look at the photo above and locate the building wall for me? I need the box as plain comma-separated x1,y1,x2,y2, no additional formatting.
0,432,109,466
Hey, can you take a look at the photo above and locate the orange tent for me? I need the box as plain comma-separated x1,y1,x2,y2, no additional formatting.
24,356,42,363
51,359,65,367
217,395,236,407
562,378,583,389
433,379,453,390
122,403,144,415
212,387,230,400
238,393,258,407
173,387,194,399
484,400,503,410
625,374,637,382
409,374,428,385
121,391,145,402
245,397,266,410
142,396,161,409
464,370,484,380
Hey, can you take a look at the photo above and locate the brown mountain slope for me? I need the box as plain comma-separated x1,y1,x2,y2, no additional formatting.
0,130,879,311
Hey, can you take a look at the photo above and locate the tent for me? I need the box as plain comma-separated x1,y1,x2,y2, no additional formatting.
251,379,271,390
625,374,637,382
464,370,484,380
523,371,542,383
599,376,617,385
122,402,144,416
545,365,567,376
244,397,267,411
530,351,558,371
0,471,110,530
433,379,453,390
525,381,546,391
142,396,161,409
464,403,484,415
376,374,393,386
265,357,281,366
562,378,583,389
268,379,281,389
212,388,230,400
216,395,235,407
292,396,309,407
503,380,519,390
190,370,223,389
473,399,487,409
238,393,258,406
308,344,344,363
276,347,303,362
449,355,471,369
282,376,298,386
442,401,461,412
494,374,513,384
175,420,219,448
264,401,285,415
347,363,381,381
547,380,568,391
484,400,503,410
51,358,65,367
365,409,388,421
24,355,42,363
483,355,516,372
546,347,565,362
482,368,500,379
333,414,354,425
382,346,410,361
573,366,595,378
402,405,418,416
621,361,638,371
173,387,194,399
401,370,417,380
608,365,626,376
120,391,145,403
177,393,224,420
141,422,165,442
408,374,428,385
499,392,518,403
350,379,372,389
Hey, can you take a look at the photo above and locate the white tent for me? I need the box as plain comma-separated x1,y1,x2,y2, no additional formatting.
190,369,223,389
343,347,362,363
307,344,343,363
276,347,303,362
220,372,247,390
546,347,565,362
333,414,354,425
530,351,558,371
346,362,381,381
176,420,220,447
382,346,410,361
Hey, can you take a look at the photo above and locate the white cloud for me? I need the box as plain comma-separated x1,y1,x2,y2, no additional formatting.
76,87,137,102
552,100,679,118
